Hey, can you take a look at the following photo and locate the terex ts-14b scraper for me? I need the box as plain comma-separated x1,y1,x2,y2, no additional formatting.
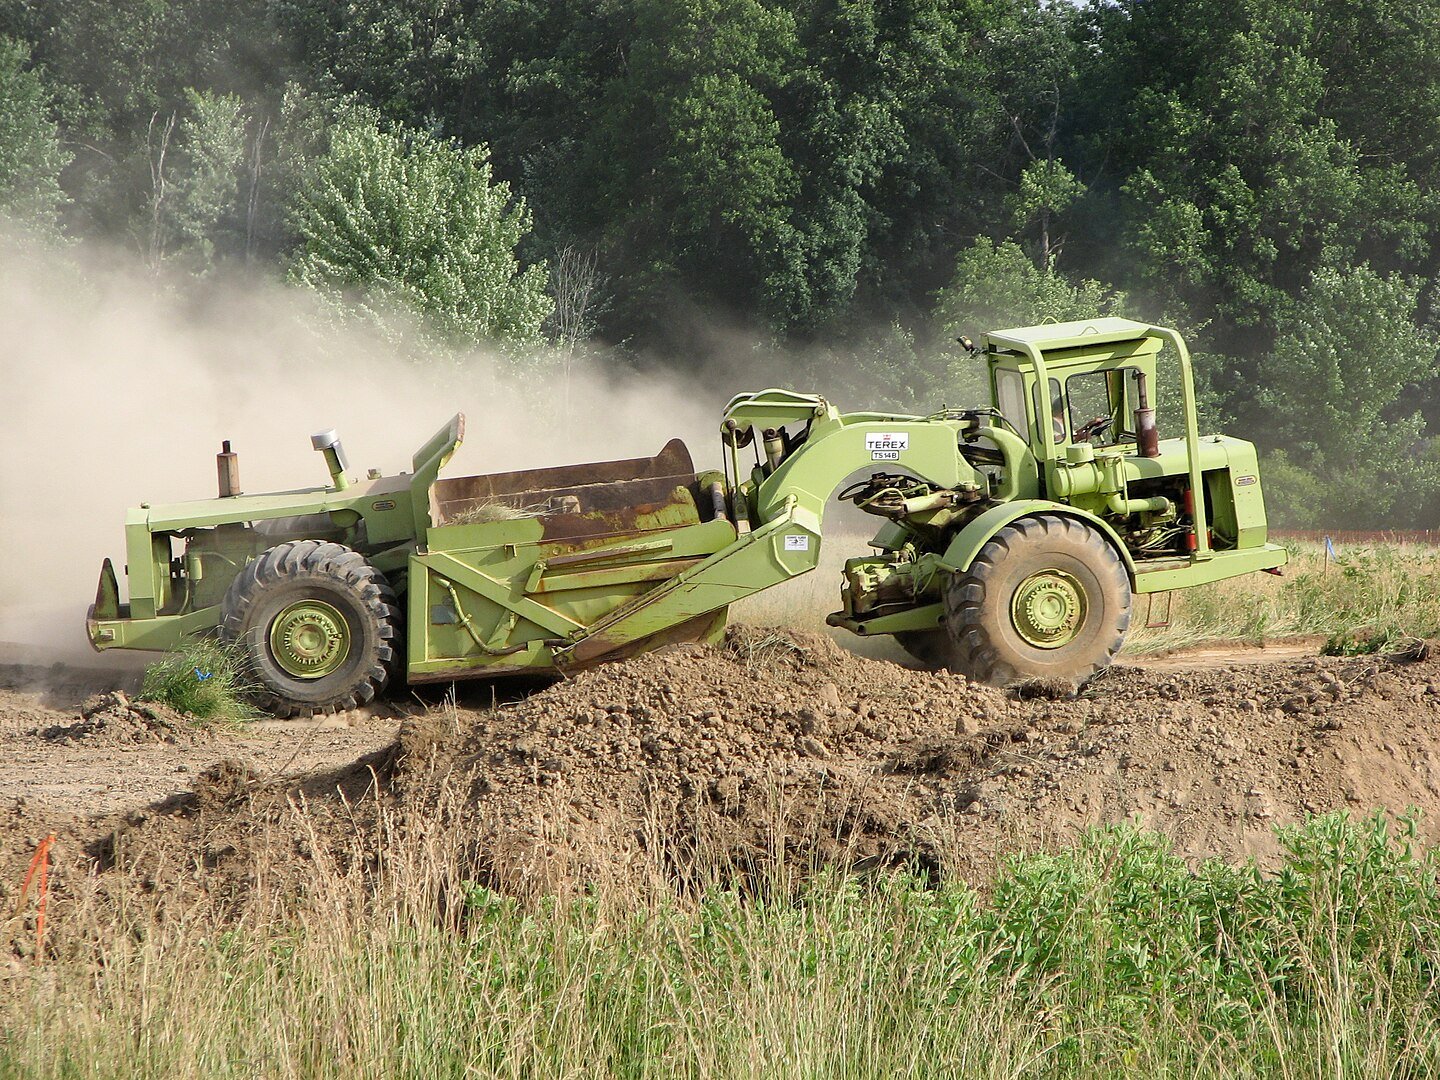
89,319,1285,715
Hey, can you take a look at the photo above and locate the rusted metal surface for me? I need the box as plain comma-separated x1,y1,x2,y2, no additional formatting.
433,439,696,515
432,438,716,543
564,609,729,669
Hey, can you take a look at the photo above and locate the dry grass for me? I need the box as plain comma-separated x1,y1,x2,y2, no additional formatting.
1126,542,1440,654
447,498,552,525
4,778,1440,1078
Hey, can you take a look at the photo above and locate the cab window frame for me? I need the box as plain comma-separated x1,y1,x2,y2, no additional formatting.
1031,377,1065,445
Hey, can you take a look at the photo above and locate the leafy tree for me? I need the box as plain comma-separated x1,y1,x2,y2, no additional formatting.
987,1,1089,271
775,0,1014,331
1,0,283,137
0,36,69,233
935,237,1123,337
1256,264,1440,525
268,0,482,131
922,238,1126,411
584,0,802,334
2,0,285,244
8,0,1440,526
288,118,552,347
1007,159,1085,269
1072,0,1432,336
145,89,248,270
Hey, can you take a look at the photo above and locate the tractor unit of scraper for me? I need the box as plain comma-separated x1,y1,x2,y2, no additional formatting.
88,319,1286,716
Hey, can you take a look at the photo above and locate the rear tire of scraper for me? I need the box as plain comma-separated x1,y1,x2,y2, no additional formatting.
220,540,402,718
942,514,1130,688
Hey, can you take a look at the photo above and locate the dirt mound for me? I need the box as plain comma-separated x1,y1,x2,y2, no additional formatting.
417,627,1019,888
999,650,1440,864
41,627,1440,917
391,629,1440,889
0,657,143,715
36,691,209,747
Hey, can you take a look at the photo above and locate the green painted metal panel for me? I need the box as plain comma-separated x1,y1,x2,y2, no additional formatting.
984,317,1155,353
407,517,739,675
938,500,1138,576
142,477,413,532
89,606,220,650
555,506,819,669
409,414,465,535
418,551,590,638
1133,544,1287,593
755,414,974,522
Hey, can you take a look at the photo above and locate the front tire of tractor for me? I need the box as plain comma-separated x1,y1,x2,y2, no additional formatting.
943,514,1130,688
220,540,402,717
895,630,958,670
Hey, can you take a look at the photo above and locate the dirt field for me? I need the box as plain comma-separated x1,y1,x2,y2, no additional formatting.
5,625,1440,930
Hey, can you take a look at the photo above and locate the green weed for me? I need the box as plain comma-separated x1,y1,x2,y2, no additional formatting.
137,636,256,727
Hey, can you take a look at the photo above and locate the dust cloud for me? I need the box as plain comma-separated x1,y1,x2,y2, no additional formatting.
0,230,718,657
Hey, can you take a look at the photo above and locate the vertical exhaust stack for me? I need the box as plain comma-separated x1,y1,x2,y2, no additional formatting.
217,440,240,497
311,428,351,490
1133,370,1160,458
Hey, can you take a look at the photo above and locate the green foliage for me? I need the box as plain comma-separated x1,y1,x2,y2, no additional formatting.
1129,542,1440,655
1255,265,1440,525
1007,158,1085,258
978,814,1440,1067
138,637,255,725
146,89,248,270
935,237,1124,338
268,0,483,126
0,36,70,233
1320,629,1402,657
6,0,1440,523
588,0,802,331
287,117,552,348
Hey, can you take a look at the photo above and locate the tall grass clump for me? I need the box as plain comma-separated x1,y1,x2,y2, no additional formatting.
4,809,1440,1078
137,636,255,725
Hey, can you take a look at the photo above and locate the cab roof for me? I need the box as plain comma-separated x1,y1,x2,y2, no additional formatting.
985,318,1157,354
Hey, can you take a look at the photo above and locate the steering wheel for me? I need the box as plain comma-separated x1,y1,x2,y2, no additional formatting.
1073,415,1114,443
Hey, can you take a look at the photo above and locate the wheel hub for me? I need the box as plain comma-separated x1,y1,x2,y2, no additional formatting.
268,600,351,679
1010,570,1086,649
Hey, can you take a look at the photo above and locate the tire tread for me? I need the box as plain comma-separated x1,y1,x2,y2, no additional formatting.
219,541,401,717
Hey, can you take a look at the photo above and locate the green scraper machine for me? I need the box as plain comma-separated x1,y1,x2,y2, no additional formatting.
88,319,1286,715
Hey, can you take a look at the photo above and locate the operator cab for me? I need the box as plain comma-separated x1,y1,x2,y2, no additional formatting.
986,318,1163,456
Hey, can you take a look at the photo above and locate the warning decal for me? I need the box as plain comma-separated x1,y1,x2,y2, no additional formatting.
783,534,810,551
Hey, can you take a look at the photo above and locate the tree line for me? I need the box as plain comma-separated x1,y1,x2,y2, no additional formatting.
2,0,1439,526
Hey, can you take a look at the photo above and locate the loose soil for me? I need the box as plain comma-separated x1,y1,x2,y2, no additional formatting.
5,628,1440,930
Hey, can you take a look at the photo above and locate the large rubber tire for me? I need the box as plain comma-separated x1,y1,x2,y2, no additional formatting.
895,630,955,669
220,540,401,717
942,514,1130,687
